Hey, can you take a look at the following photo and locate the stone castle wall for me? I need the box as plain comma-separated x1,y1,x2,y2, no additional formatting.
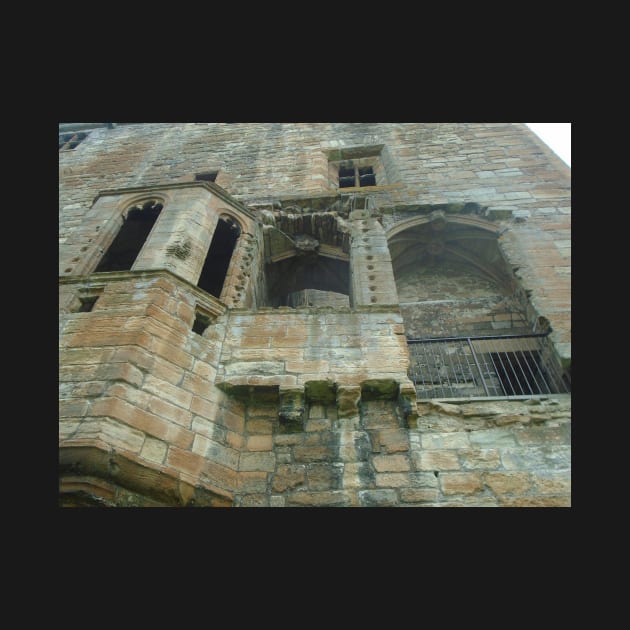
59,123,570,507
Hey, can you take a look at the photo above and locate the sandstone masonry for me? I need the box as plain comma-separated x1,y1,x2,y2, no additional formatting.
59,123,571,507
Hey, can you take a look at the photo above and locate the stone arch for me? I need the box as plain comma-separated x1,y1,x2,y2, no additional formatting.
197,210,243,299
94,196,166,272
386,211,528,339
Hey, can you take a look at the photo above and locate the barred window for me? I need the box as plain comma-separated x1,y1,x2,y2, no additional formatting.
407,333,571,400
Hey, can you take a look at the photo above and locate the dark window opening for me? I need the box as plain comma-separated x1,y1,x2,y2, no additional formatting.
338,164,375,188
78,296,99,312
195,172,218,182
59,132,88,151
490,350,550,396
72,287,103,313
338,165,356,188
192,310,212,335
197,217,241,298
266,256,350,307
359,166,376,186
95,200,163,272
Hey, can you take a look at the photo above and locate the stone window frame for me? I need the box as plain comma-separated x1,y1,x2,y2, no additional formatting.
192,305,214,335
325,145,387,190
59,131,88,151
338,162,377,188
92,194,168,275
198,210,246,303
72,285,104,313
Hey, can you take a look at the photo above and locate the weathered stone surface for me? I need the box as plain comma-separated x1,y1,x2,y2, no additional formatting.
304,417,332,432
286,490,351,507
370,428,410,453
372,454,411,472
239,451,276,472
358,489,398,507
530,471,571,495
140,437,168,464
336,385,361,418
224,361,285,376
439,473,485,495
272,465,306,492
413,450,460,471
458,449,501,470
293,443,338,463
60,124,570,507
238,472,269,493
306,463,344,490
499,496,570,507
375,472,410,488
400,487,439,503
484,472,532,496
246,434,273,452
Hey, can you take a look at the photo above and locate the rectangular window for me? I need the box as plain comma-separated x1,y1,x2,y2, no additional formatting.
326,145,386,190
338,164,377,188
59,132,88,151
78,296,99,312
192,308,213,335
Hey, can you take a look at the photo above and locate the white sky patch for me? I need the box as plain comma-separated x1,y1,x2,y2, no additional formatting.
525,123,571,167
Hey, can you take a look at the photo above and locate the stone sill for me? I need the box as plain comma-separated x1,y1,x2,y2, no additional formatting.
59,268,227,319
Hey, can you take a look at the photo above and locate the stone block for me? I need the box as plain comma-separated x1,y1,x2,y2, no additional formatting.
246,434,273,451
484,472,531,496
439,472,484,495
286,490,351,507
140,437,168,464
372,453,411,472
306,463,343,490
239,451,276,472
358,489,398,507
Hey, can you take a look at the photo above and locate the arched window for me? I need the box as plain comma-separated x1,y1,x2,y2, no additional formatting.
198,215,241,298
387,213,570,399
95,199,163,272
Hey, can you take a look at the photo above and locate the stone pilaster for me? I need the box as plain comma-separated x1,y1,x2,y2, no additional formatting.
349,209,399,306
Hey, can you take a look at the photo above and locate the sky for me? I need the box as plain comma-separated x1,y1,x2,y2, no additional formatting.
525,123,571,167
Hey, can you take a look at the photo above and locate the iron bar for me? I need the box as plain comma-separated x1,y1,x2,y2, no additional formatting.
467,337,490,397
407,333,570,400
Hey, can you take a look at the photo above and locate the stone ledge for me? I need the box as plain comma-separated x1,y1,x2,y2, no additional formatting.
59,445,233,507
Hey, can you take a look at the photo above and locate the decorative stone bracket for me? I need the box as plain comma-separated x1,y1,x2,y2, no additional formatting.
218,375,418,430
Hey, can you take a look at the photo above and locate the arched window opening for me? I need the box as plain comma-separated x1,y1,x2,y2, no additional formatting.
388,218,519,339
198,216,241,298
95,200,163,272
388,215,570,399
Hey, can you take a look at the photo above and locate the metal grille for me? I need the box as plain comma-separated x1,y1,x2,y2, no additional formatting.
407,333,571,400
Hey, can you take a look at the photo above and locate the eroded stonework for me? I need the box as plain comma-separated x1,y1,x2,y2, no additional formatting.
59,123,571,507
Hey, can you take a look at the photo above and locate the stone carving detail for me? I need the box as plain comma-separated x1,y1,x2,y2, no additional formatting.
294,234,319,256
166,238,192,260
